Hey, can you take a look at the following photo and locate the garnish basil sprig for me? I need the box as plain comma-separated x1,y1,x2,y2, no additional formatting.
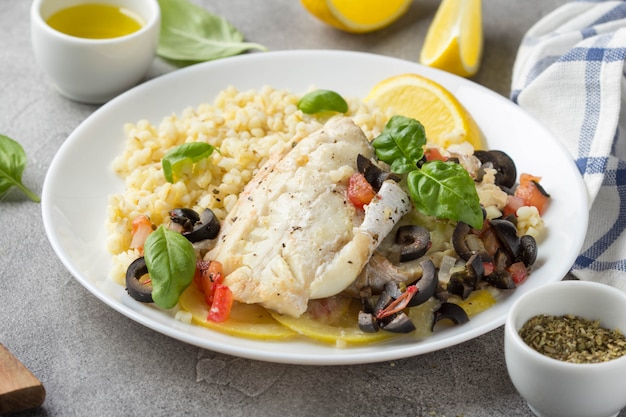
157,0,267,64
162,142,217,183
297,90,349,114
372,116,483,229
143,226,196,309
0,134,40,202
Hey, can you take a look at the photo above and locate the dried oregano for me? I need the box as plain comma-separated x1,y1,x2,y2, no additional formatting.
519,314,626,363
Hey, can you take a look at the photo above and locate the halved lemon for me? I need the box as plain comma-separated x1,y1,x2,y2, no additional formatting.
300,0,411,33
366,73,484,149
300,0,347,32
419,0,483,77
179,285,297,340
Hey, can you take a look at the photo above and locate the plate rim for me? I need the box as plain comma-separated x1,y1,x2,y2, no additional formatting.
41,49,589,365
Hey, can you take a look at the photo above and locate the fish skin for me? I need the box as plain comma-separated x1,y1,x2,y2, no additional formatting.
208,117,410,317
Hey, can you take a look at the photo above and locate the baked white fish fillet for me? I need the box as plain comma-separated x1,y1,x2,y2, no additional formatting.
207,117,411,317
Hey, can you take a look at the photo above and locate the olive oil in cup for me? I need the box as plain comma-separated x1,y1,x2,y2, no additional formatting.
46,3,144,39
30,0,160,104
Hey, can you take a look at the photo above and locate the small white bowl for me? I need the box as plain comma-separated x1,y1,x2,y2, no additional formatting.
505,280,626,417
30,0,160,104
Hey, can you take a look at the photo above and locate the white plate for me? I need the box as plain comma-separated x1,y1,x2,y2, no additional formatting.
42,50,588,365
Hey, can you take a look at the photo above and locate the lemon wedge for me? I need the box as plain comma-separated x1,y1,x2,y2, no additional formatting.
366,73,484,149
419,0,483,77
179,285,297,340
300,0,411,34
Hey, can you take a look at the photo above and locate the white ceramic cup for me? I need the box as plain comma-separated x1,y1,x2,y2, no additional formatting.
30,0,160,104
504,280,626,417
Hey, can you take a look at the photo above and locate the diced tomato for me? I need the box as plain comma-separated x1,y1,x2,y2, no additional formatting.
424,147,448,162
208,284,233,323
519,173,541,187
508,261,529,285
502,195,526,218
194,260,209,290
514,173,550,215
196,260,232,322
483,262,495,276
195,260,224,305
347,172,376,209
130,215,153,255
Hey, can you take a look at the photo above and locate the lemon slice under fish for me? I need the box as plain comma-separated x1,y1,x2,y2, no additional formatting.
271,298,438,346
179,285,297,340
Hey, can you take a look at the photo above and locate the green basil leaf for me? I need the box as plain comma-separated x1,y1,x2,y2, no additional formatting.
0,134,40,202
371,116,426,174
407,160,483,229
297,90,348,114
143,226,196,309
162,142,216,183
157,0,267,63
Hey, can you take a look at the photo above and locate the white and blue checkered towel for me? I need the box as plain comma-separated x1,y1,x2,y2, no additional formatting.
511,0,626,292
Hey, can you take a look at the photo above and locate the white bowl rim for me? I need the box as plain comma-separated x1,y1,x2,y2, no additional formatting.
505,280,626,368
31,0,161,44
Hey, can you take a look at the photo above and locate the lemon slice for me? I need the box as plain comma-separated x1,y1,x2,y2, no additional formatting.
366,73,484,149
450,289,497,317
419,0,483,77
271,298,438,346
179,286,297,340
300,0,411,34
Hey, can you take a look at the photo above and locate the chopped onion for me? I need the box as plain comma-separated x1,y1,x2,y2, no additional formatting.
438,255,457,284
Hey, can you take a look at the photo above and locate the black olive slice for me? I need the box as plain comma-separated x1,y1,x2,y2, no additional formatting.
484,269,516,290
379,312,416,333
358,311,379,333
373,291,394,317
170,208,200,232
474,150,517,189
183,208,220,242
125,257,153,303
493,248,512,270
452,222,491,262
431,302,470,331
519,235,537,266
466,253,484,281
503,213,517,225
452,221,472,260
395,225,431,262
356,154,400,192
383,281,403,299
359,287,376,314
447,271,474,299
489,219,521,260
409,259,438,306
